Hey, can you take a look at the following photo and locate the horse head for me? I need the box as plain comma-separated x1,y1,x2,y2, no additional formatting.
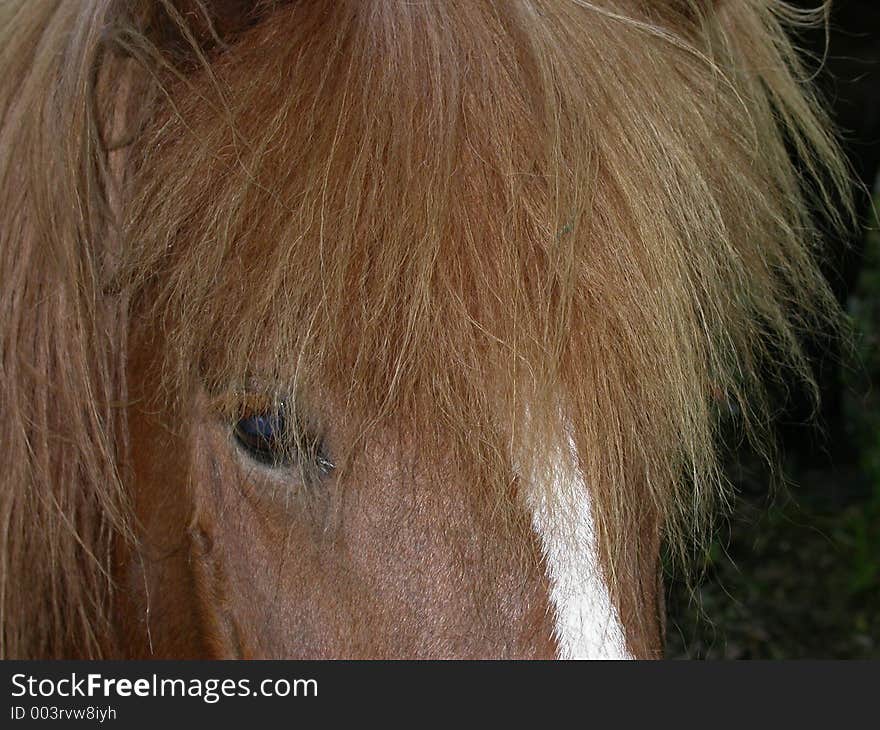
0,0,849,658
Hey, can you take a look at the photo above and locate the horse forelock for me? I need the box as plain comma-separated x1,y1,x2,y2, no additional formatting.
0,0,851,657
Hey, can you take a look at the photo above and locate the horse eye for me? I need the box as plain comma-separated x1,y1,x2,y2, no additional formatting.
232,405,334,475
233,411,287,466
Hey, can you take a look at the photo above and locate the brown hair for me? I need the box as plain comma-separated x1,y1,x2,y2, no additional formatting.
0,0,851,657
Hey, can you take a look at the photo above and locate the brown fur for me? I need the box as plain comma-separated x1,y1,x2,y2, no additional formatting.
0,0,851,658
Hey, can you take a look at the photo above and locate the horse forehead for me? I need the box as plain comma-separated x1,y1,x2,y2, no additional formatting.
525,441,632,660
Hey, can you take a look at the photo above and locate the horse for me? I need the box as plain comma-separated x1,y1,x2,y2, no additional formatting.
0,0,851,659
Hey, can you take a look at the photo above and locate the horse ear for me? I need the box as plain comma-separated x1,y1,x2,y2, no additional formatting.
0,1,135,657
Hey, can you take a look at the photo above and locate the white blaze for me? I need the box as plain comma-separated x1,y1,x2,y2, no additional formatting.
527,437,632,660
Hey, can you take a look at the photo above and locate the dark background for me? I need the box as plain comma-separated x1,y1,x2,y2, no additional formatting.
665,0,880,659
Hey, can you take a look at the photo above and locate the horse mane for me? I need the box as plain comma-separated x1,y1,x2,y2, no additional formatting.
0,0,850,658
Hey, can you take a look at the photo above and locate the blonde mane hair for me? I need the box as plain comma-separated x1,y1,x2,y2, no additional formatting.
0,0,850,658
